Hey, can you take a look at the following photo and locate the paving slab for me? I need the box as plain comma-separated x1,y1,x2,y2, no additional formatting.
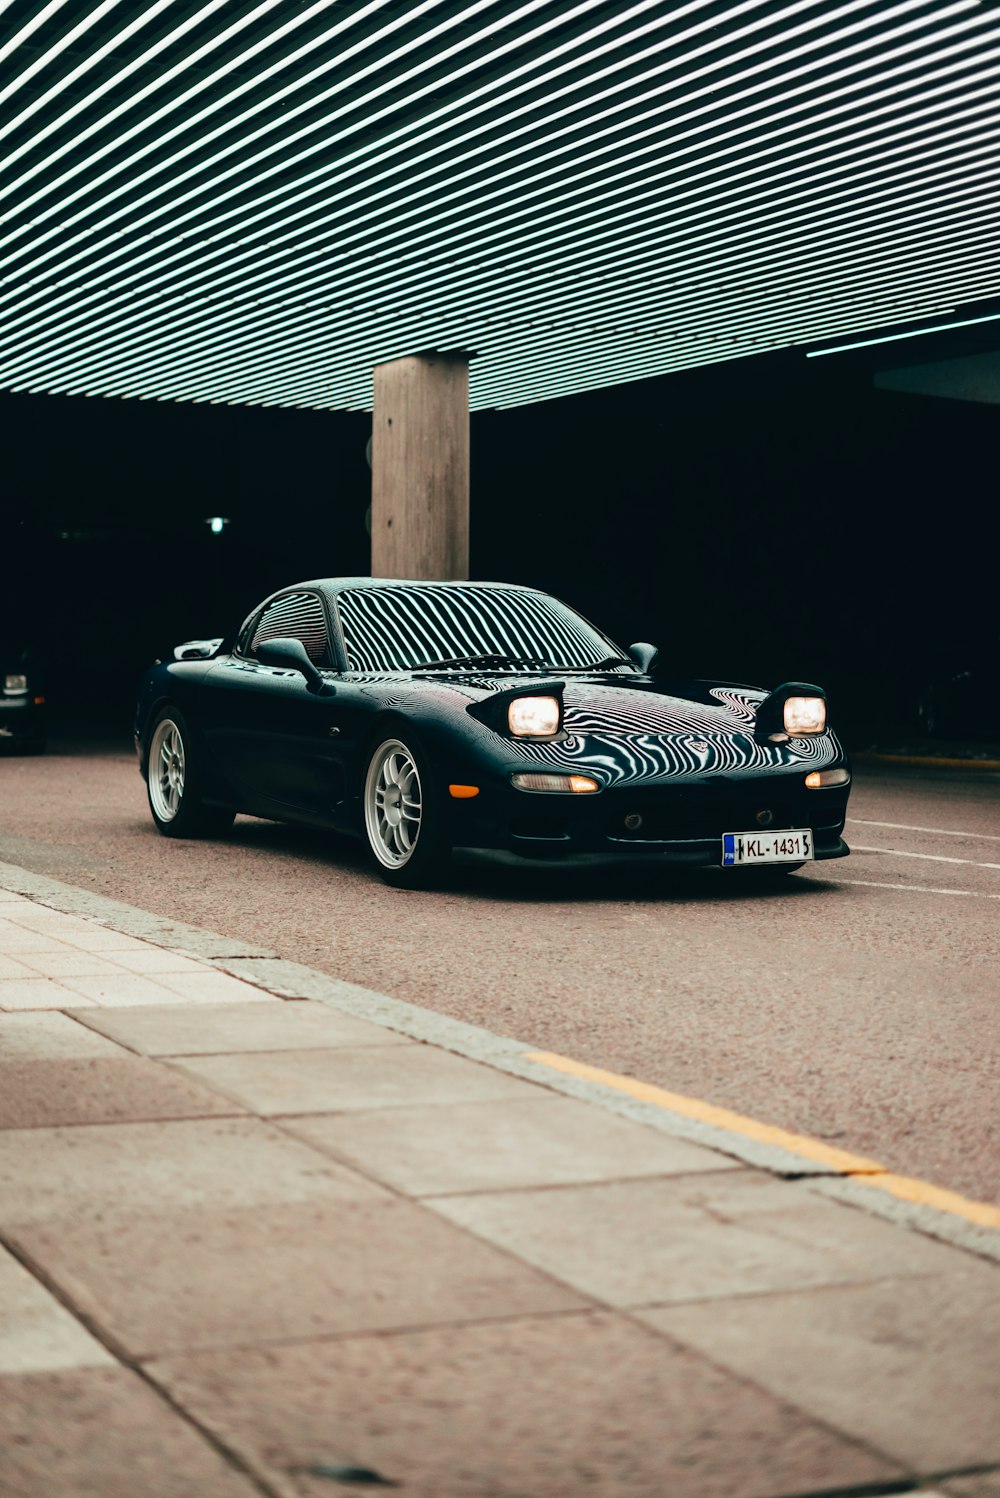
148,969,283,1004
173,1042,547,1115
0,1011,124,1060
0,1056,249,1129
57,928,153,952
0,1117,389,1228
0,921,70,952
0,953,36,979
84,947,213,975
431,1170,964,1307
57,972,226,1007
152,1312,901,1498
0,1246,114,1375
77,998,410,1056
641,1268,1000,1472
0,1366,263,1498
7,1199,590,1358
0,976,97,1010
1,908,99,933
9,949,132,978
282,1093,738,1196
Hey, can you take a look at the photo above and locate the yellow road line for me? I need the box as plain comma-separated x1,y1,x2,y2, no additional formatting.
524,1051,885,1174
525,1050,1000,1234
856,752,1000,772
855,1172,1000,1231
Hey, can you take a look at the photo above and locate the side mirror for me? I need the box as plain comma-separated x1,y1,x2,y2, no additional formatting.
628,642,659,674
256,636,334,695
173,637,223,661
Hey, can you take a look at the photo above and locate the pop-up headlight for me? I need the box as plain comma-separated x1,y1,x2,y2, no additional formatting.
783,696,827,735
3,674,27,694
753,682,827,744
508,695,561,737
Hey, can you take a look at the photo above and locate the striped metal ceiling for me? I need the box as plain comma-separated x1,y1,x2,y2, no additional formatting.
1,0,999,411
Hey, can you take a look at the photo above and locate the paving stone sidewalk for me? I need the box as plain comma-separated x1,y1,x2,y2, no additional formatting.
1,887,998,1498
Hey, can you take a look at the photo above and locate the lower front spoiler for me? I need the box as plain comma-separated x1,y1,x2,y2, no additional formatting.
455,835,850,870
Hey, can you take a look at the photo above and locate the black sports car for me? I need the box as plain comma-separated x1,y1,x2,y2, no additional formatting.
134,578,851,887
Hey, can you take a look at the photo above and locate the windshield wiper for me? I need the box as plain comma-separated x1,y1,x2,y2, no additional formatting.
413,652,552,671
579,655,635,671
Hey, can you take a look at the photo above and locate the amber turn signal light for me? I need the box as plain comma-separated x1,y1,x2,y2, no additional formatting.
804,768,850,789
449,784,480,798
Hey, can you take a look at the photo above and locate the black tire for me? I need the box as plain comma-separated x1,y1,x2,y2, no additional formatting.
146,706,235,839
361,727,449,888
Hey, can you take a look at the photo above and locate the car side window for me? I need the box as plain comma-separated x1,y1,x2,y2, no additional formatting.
247,592,331,666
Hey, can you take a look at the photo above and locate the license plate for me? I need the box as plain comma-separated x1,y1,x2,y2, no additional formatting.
722,829,813,866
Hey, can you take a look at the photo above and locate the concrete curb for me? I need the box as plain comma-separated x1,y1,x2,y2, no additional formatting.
1,857,998,1267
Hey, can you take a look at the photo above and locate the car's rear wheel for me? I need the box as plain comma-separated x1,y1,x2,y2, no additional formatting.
363,733,447,887
147,708,235,839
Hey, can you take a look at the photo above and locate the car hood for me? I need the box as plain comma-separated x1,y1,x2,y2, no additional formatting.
452,672,842,786
351,669,845,785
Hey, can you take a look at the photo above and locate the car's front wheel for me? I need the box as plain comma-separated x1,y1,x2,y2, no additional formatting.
146,708,235,839
363,733,447,887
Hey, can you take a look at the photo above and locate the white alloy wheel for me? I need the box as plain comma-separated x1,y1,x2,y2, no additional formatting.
149,717,186,823
364,738,423,869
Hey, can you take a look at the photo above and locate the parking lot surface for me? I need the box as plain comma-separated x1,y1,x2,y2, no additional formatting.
1,740,997,1203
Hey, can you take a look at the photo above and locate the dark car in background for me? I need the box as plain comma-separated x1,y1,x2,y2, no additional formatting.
134,577,851,887
913,638,1000,742
0,644,46,754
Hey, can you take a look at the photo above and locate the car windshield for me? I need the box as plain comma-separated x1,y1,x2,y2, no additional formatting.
336,585,631,673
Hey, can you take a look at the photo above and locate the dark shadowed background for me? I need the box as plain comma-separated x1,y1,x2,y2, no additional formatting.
2,349,996,749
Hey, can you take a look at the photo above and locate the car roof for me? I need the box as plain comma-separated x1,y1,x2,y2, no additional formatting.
292,578,550,599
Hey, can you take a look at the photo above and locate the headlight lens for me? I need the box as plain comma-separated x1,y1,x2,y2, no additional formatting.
4,674,27,694
507,695,561,737
511,772,599,793
805,767,850,789
783,696,826,735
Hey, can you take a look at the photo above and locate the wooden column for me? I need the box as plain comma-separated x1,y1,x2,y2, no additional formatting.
371,351,469,579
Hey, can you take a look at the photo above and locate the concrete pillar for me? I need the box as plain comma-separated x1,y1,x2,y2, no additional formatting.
371,351,469,579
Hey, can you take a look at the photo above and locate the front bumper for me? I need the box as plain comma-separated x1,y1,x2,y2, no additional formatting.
447,773,850,866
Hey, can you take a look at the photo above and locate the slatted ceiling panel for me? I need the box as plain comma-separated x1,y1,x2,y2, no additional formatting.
1,1,999,413
250,591,329,663
336,583,617,670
